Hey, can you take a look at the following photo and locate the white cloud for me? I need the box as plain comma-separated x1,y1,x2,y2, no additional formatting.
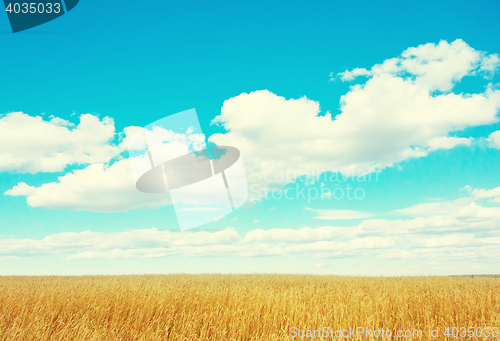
337,67,371,81
427,136,472,150
4,182,36,196
4,158,170,212
175,243,285,258
471,186,500,202
375,249,415,260
0,227,285,260
486,130,500,149
67,248,176,260
285,236,397,254
0,112,123,173
479,54,500,76
2,118,218,212
210,40,500,199
0,228,241,258
338,39,499,91
3,185,500,262
244,225,353,244
140,126,206,154
456,202,500,221
355,216,466,236
410,233,476,248
412,245,500,261
67,243,285,260
393,186,500,219
391,197,474,216
435,235,500,247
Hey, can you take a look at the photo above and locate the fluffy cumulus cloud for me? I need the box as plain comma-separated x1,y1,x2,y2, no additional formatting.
4,158,170,212
337,39,499,89
210,39,500,199
486,130,500,149
0,112,123,173
4,182,36,196
470,186,500,203
427,136,472,151
3,115,210,212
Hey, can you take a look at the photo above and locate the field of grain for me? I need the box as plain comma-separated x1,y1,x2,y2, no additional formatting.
0,275,499,340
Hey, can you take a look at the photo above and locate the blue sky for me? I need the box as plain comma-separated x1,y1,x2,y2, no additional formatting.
1,0,500,275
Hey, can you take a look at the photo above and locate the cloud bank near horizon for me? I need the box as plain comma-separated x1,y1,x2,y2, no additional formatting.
2,183,500,265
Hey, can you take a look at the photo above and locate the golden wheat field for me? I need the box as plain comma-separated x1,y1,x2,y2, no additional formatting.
0,275,499,341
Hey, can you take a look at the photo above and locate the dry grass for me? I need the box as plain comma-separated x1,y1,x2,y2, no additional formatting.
0,275,499,340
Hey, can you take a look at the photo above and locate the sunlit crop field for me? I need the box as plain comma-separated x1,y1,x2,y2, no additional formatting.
0,275,499,340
